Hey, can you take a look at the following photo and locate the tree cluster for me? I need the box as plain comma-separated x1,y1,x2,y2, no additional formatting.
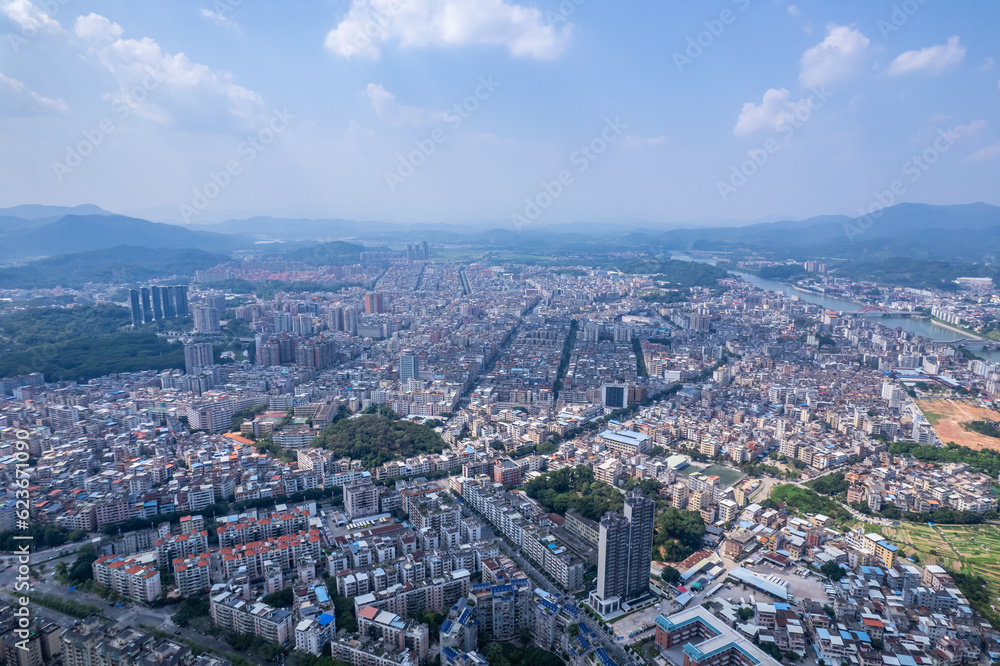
312,412,445,468
524,465,624,521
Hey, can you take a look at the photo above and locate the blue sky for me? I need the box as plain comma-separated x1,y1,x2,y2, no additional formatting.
1,0,998,227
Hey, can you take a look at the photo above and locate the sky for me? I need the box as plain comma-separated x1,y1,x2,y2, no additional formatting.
1,0,999,228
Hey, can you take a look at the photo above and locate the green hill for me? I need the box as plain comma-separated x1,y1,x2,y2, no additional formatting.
311,412,445,468
0,245,230,288
286,241,367,267
0,304,184,381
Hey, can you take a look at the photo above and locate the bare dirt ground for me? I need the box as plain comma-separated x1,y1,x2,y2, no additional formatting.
917,398,1000,451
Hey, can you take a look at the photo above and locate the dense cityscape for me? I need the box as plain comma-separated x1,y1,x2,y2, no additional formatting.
4,1,1000,665
3,239,1000,666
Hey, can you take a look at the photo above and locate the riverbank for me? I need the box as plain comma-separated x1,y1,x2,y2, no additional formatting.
927,315,994,342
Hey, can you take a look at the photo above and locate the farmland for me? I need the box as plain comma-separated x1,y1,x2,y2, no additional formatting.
883,522,1000,617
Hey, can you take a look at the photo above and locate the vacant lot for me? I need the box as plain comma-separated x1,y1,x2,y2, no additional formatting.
917,399,1000,451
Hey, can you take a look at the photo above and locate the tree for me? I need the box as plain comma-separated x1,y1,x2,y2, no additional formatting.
68,544,99,583
262,587,294,608
821,561,845,582
738,606,754,622
660,566,681,585
759,642,783,661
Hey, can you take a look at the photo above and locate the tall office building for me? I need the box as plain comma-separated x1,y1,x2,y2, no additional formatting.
129,289,142,327
602,384,627,410
193,306,221,334
173,285,189,316
344,307,358,335
151,286,164,320
400,349,419,383
364,292,385,314
328,307,344,331
132,285,189,325
591,489,655,616
274,312,293,333
140,287,153,322
184,343,214,374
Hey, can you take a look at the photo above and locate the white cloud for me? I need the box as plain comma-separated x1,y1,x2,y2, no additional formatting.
73,13,265,126
0,0,63,36
324,0,572,60
362,83,441,125
345,120,374,141
886,36,965,75
799,24,870,88
787,5,800,17
200,8,242,35
734,88,813,136
966,140,1000,163
624,135,667,148
953,119,986,137
0,71,70,115
982,56,995,72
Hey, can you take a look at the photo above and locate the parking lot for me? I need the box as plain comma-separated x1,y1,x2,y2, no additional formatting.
740,561,831,602
612,598,672,642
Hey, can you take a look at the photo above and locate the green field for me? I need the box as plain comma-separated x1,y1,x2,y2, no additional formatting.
885,522,1000,612
678,464,745,487
917,405,944,426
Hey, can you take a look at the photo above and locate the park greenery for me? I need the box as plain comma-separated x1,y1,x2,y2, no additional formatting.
524,465,625,522
769,485,848,521
10,592,101,619
0,524,83,551
0,303,188,381
653,507,707,562
618,257,730,287
311,409,446,468
890,440,1000,477
172,596,211,627
806,472,849,496
483,641,565,666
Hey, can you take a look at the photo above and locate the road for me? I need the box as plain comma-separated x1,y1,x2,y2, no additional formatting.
0,560,238,658
462,506,638,666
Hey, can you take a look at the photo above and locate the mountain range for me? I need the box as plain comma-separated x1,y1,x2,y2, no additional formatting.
2,202,1000,279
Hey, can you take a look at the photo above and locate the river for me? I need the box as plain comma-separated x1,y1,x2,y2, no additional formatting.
669,252,1000,361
